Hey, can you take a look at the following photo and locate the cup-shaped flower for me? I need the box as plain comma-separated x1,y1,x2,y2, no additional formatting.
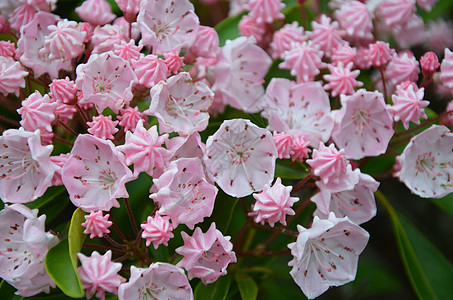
118,263,193,300
176,223,237,285
288,213,369,299
0,204,58,297
0,128,58,203
62,134,134,212
205,118,277,197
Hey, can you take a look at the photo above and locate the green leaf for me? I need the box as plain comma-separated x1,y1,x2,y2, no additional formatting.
431,193,453,219
275,159,308,179
215,13,245,46
45,208,86,298
45,238,84,298
376,190,453,300
207,192,239,233
194,275,231,300
0,280,22,300
236,273,258,300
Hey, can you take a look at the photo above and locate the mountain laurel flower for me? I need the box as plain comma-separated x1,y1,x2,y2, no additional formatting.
82,211,112,239
249,177,299,227
396,125,453,198
331,43,356,66
91,24,127,54
113,40,143,64
0,204,58,297
49,76,77,104
176,223,237,285
117,106,147,133
332,89,394,160
205,119,277,198
273,131,293,159
288,213,369,299
136,0,199,55
0,56,28,97
323,62,363,97
77,250,125,300
291,135,311,162
115,0,140,22
132,54,168,88
440,48,453,91
238,15,266,43
62,134,134,212
246,0,285,24
368,41,394,68
389,82,429,129
17,91,56,133
164,50,185,75
0,40,15,57
420,51,440,77
307,14,345,57
378,0,416,28
75,0,115,26
270,21,306,59
150,158,217,229
385,51,420,85
118,263,193,300
185,25,219,62
334,1,374,41
141,212,174,249
0,128,58,203
87,115,119,140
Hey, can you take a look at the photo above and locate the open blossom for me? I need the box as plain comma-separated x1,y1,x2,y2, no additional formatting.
396,125,453,198
312,171,379,225
82,211,112,239
87,115,119,140
176,223,237,284
288,213,369,299
0,56,28,97
389,82,429,129
270,21,306,59
117,119,171,176
0,204,58,297
0,128,58,203
146,72,214,135
62,134,134,212
323,62,363,97
211,36,271,112
205,119,277,198
141,212,174,249
76,52,137,113
118,263,193,300
136,0,199,55
332,89,394,159
77,251,125,300
249,177,299,227
263,78,334,147
75,0,115,26
150,158,217,229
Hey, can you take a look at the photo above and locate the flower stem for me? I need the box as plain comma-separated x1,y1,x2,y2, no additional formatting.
124,198,139,236
83,243,126,254
58,120,78,136
104,234,128,249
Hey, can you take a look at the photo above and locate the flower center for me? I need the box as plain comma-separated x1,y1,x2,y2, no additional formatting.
93,76,111,94
351,109,370,129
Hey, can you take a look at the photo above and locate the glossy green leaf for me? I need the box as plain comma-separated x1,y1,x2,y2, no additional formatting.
236,273,258,300
68,208,87,269
275,159,308,179
45,238,84,298
207,193,239,233
0,280,22,300
194,275,231,300
431,193,453,219
376,190,453,300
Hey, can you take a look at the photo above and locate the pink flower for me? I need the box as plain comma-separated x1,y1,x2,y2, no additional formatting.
249,177,299,227
332,89,394,159
368,41,394,68
91,24,127,54
136,0,199,55
420,51,440,77
385,52,419,85
307,14,345,57
146,72,214,135
75,0,115,26
307,143,359,192
50,153,69,186
150,158,217,229
323,62,363,97
132,54,168,88
0,15,11,33
377,0,416,28
263,78,334,147
246,0,285,24
113,40,142,63
49,76,77,104
166,132,206,162
118,263,193,300
87,115,119,140
41,19,86,62
76,52,137,113
279,41,325,83
417,0,438,11
334,1,374,41
270,21,306,59
117,106,147,133
288,213,369,299
77,250,125,300
239,15,266,43
0,56,28,97
291,135,311,162
176,223,237,284
0,128,58,203
186,25,219,62
440,48,453,91
212,36,271,113
117,119,171,176
141,212,174,249
0,204,58,297
115,0,140,22
62,134,134,212
273,132,293,159
0,40,15,57
9,4,37,32
204,119,277,197
354,47,372,69
164,50,185,75
312,171,379,225
331,43,356,67
17,91,57,133
396,125,453,198
55,102,77,122
389,82,429,129
82,211,112,239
